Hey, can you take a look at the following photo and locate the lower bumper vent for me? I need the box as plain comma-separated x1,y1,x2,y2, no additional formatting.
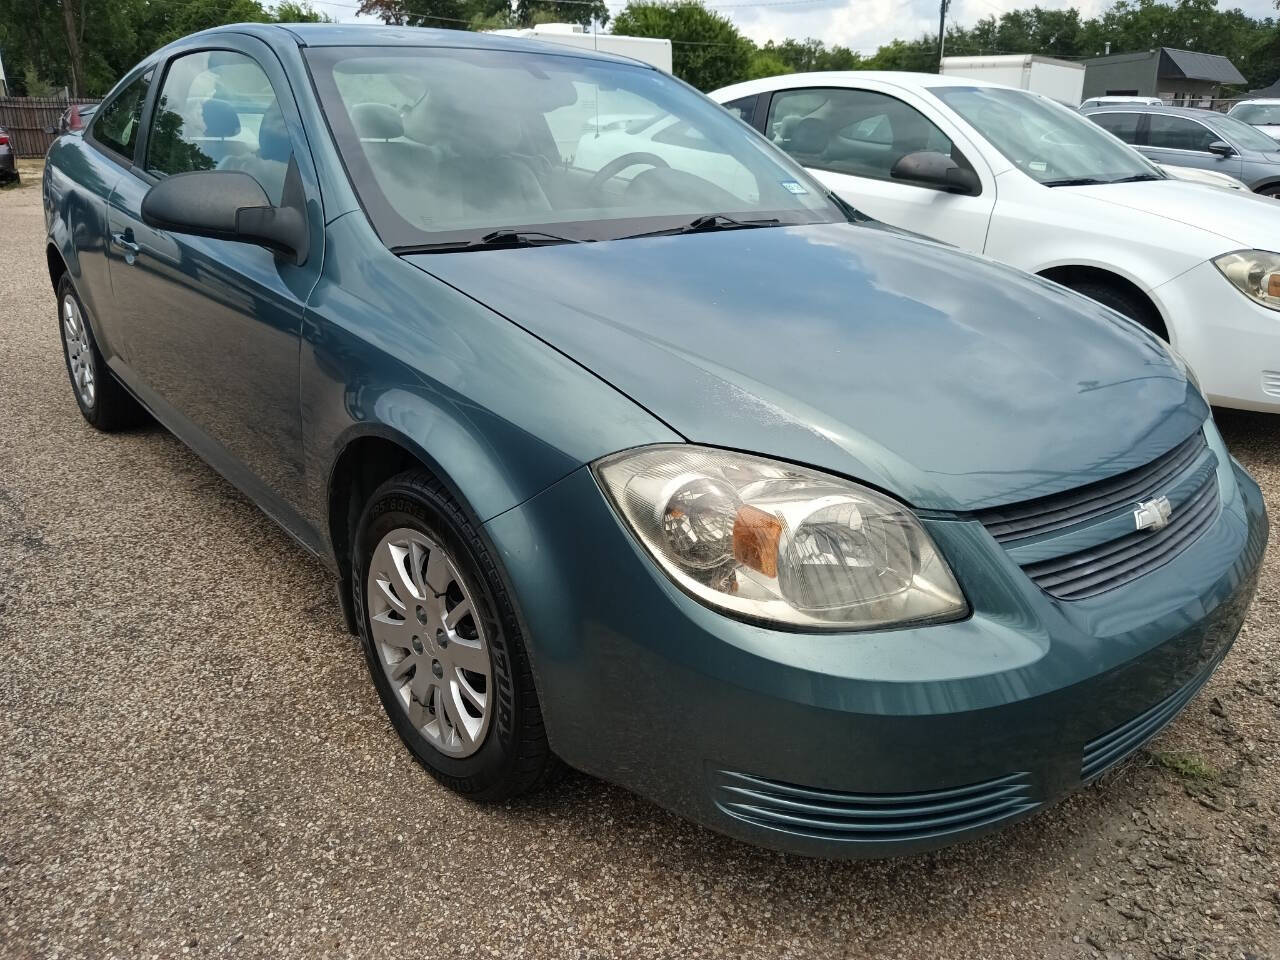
1082,654,1222,783
711,769,1038,843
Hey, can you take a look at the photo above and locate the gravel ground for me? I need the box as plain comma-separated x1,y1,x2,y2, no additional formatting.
1,163,1278,960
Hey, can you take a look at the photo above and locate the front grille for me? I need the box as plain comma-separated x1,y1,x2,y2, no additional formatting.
711,769,1038,843
1082,653,1222,782
1022,472,1218,600
976,431,1207,545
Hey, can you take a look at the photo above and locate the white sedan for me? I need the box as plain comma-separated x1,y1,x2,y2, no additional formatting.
712,72,1280,413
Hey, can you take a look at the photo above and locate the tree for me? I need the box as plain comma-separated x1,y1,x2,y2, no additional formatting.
758,37,862,72
611,1,750,91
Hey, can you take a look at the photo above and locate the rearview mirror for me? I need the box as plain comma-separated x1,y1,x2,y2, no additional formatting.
890,150,981,195
141,168,308,265
1207,140,1235,157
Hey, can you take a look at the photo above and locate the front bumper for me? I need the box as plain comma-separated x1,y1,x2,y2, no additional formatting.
1154,259,1280,412
485,449,1267,859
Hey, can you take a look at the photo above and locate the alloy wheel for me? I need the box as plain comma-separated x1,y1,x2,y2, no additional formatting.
366,527,493,757
62,295,95,408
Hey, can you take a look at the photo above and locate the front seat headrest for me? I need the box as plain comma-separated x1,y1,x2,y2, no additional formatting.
201,99,240,139
351,102,404,141
790,116,829,156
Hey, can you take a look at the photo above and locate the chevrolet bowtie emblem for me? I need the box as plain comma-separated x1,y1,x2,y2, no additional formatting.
1134,496,1173,532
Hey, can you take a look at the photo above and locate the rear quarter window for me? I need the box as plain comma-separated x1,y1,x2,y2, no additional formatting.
91,69,153,162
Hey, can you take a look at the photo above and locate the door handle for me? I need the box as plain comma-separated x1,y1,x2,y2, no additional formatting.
111,232,140,264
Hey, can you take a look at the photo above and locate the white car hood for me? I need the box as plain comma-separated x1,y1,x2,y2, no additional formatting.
1069,179,1280,250
1253,124,1280,139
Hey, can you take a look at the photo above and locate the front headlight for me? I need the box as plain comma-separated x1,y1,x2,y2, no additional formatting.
593,446,967,631
1213,249,1280,312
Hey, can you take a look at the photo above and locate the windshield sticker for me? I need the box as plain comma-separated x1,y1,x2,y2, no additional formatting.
780,180,808,195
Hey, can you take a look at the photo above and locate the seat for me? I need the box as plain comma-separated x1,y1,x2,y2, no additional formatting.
401,78,552,228
197,99,249,165
218,102,290,202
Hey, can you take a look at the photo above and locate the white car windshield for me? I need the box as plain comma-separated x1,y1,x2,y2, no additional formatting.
1230,103,1280,126
305,46,844,249
933,86,1161,186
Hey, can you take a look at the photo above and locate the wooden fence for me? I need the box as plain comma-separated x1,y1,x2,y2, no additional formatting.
0,97,103,158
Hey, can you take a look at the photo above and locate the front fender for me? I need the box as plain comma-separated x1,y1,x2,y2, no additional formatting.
300,212,679,560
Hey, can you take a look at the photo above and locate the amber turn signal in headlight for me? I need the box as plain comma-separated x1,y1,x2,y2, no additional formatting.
593,446,968,630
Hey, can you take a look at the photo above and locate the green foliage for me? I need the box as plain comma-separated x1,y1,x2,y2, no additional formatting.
1149,751,1218,780
3,0,1278,101
757,37,862,72
611,2,750,91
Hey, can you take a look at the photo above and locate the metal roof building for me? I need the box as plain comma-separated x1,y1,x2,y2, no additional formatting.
1082,47,1246,103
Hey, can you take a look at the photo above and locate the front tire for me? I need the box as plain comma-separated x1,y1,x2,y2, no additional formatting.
1066,280,1164,339
352,469,561,800
56,274,146,430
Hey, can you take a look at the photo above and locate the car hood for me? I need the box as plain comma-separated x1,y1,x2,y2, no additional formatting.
1067,178,1280,248
405,223,1206,512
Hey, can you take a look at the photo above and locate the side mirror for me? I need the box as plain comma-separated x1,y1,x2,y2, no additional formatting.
891,150,981,195
140,168,308,265
1207,140,1235,157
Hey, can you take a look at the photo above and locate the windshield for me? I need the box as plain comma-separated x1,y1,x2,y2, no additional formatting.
305,46,844,249
1210,111,1280,152
1230,103,1280,126
932,86,1160,185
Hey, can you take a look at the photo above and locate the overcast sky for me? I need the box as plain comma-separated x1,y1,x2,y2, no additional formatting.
306,0,1278,55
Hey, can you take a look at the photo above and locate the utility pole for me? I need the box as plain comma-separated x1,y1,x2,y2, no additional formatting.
937,0,951,72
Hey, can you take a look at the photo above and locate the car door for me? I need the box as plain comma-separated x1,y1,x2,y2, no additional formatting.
1140,114,1244,179
760,85,995,251
70,66,153,361
103,38,324,531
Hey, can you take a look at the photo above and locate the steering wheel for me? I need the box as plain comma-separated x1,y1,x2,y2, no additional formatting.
588,152,671,196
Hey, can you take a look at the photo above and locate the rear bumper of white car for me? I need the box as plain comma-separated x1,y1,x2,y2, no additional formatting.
1153,260,1280,412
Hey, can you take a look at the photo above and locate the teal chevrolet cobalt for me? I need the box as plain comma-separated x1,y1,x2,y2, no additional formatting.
44,24,1267,857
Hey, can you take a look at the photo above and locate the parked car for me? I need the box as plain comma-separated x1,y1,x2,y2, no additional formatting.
1226,98,1280,139
0,124,17,185
712,72,1280,413
1080,96,1163,109
57,102,98,134
1081,104,1280,196
45,27,1267,859
1155,161,1249,191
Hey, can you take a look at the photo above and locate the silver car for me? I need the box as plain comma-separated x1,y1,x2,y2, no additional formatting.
1083,104,1280,196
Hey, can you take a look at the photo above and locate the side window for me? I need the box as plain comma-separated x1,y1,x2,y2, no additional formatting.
1092,112,1141,144
91,69,153,162
722,96,757,126
765,87,962,184
1146,115,1217,152
145,50,292,204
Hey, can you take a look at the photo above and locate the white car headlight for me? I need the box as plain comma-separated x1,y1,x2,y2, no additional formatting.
594,446,967,630
1213,250,1280,312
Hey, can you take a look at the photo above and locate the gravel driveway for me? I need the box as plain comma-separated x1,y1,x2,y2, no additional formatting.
2,165,1278,960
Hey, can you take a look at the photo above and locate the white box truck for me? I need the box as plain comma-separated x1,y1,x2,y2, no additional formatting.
940,54,1085,106
488,23,673,73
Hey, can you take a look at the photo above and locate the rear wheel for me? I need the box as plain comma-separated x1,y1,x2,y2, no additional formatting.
353,469,562,800
56,274,146,430
1066,280,1165,340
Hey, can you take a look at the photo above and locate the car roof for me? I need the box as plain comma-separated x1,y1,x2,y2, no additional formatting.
1234,98,1280,105
183,22,647,68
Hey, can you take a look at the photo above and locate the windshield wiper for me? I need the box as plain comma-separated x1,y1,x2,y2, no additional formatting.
621,214,783,240
1108,173,1164,183
1042,177,1108,187
396,229,582,254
